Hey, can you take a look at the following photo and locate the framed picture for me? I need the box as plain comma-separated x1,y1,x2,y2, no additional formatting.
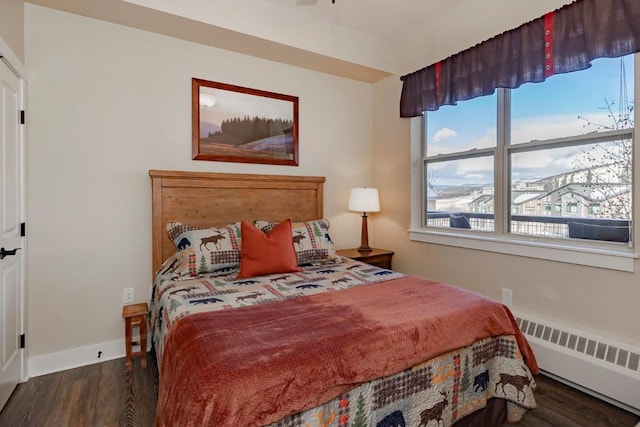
192,78,299,166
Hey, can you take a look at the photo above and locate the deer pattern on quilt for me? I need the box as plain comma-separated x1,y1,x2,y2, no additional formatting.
267,335,536,427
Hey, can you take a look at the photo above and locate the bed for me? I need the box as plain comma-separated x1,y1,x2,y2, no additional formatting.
148,170,538,427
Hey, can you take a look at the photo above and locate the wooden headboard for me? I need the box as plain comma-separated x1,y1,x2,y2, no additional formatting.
149,170,325,276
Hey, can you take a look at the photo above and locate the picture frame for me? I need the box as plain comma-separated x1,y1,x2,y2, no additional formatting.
192,78,299,166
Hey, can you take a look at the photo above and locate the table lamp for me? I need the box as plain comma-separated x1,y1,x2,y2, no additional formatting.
348,187,380,252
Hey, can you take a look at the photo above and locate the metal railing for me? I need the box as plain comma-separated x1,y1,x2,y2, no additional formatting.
426,211,631,241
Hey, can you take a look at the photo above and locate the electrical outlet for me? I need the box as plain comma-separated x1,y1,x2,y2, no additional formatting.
501,288,513,307
123,288,134,304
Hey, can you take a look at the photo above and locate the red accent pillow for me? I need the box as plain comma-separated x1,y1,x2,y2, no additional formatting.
237,219,302,278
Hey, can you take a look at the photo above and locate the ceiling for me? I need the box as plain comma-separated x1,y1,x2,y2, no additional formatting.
263,0,458,46
27,0,573,83
258,0,575,80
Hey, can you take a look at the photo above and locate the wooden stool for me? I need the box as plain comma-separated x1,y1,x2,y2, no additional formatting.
122,302,148,372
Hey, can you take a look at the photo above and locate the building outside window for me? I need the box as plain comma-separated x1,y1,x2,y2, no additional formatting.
422,54,634,245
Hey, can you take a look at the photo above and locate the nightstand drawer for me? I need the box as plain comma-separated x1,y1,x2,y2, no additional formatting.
362,254,392,269
336,248,394,270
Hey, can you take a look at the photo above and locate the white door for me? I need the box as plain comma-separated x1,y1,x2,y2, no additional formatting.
0,58,25,411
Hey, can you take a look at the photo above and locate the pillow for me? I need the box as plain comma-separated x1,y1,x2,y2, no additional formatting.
255,218,341,265
237,219,301,278
449,213,471,229
567,221,629,243
166,221,242,277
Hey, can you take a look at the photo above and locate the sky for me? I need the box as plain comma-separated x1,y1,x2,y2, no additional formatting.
198,86,293,126
426,55,635,187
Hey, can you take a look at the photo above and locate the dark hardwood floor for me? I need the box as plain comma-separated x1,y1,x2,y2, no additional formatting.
0,352,637,427
0,354,158,427
512,375,639,427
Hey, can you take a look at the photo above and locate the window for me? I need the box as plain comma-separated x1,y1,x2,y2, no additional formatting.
423,93,496,231
413,54,635,270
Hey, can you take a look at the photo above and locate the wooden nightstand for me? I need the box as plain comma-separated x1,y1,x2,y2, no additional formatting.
122,302,148,372
336,248,394,269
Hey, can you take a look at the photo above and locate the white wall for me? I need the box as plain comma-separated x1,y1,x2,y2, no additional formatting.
24,4,374,359
372,2,640,347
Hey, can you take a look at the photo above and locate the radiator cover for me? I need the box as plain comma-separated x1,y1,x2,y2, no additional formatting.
515,312,640,415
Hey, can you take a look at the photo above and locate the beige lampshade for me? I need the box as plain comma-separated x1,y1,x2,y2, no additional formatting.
348,188,380,213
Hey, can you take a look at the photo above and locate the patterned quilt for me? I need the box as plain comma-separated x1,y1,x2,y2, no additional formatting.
151,257,537,426
270,335,534,427
150,256,405,362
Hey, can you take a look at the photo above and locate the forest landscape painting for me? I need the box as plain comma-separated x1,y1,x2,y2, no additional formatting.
192,78,299,165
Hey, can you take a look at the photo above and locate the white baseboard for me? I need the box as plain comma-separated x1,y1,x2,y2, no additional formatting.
27,334,152,379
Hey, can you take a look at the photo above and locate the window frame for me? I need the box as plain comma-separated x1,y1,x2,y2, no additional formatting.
409,55,639,272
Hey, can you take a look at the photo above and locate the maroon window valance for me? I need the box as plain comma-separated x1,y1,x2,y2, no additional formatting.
400,0,640,117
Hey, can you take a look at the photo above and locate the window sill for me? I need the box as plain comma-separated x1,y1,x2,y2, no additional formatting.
408,228,637,272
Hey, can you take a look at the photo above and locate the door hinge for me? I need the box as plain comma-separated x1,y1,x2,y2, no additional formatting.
19,334,25,349
20,110,25,125
20,222,25,237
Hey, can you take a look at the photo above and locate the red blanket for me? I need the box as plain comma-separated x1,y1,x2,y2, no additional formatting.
155,276,537,426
